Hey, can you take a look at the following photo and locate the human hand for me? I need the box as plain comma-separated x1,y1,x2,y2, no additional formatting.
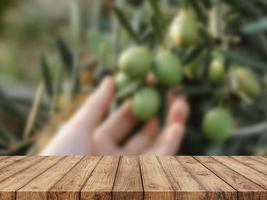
41,77,189,155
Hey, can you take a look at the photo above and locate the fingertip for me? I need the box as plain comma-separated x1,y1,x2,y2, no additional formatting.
167,93,187,107
100,76,115,92
172,99,190,115
168,98,190,124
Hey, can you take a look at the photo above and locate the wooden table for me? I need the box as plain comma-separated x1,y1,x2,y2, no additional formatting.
0,156,266,200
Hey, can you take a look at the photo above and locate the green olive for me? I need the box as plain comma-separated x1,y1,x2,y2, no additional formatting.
235,67,261,99
183,56,202,81
153,50,182,86
168,9,199,47
132,88,160,121
208,58,225,83
115,72,132,91
118,46,153,79
202,107,233,143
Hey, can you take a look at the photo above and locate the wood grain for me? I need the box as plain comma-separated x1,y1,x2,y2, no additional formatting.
17,156,82,200
0,156,265,200
0,156,61,200
0,156,43,183
158,156,206,200
0,156,24,170
0,157,8,161
177,156,237,200
213,156,267,190
232,156,267,175
196,156,267,200
250,156,267,165
112,156,143,200
139,156,174,200
49,156,101,200
80,156,120,200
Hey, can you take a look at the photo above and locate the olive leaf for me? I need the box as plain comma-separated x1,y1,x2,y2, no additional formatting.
116,81,142,100
220,49,267,71
87,30,113,65
0,89,26,120
189,0,207,24
56,37,73,74
181,43,205,65
222,0,261,18
40,54,53,97
113,6,141,43
147,0,163,19
241,18,267,34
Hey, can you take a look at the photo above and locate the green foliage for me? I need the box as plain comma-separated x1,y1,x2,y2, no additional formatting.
111,0,267,155
87,30,113,65
2,0,267,155
0,0,14,30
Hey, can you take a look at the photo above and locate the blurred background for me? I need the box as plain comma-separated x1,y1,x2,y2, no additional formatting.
0,0,266,155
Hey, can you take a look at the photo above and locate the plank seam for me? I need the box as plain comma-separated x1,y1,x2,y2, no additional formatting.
111,156,122,200
212,156,267,191
156,156,177,199
0,156,45,185
0,156,10,163
14,156,66,200
138,157,147,200
192,156,237,190
192,156,238,200
195,156,244,200
79,156,103,200
137,156,145,200
44,156,85,199
231,156,267,176
175,157,208,194
0,156,25,171
250,157,267,165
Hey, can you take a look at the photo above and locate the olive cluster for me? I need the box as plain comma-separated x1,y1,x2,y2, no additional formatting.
114,9,262,143
115,46,182,121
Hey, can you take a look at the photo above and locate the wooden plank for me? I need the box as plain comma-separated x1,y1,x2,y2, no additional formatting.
0,157,8,161
232,156,267,175
0,156,43,183
48,156,101,200
196,156,267,200
112,156,143,200
0,156,62,200
158,156,206,199
177,156,237,200
213,156,267,190
17,156,82,200
0,156,266,200
0,156,25,170
139,156,174,200
250,156,267,165
80,156,120,200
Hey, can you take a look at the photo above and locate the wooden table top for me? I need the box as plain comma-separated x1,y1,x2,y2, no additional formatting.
0,156,266,200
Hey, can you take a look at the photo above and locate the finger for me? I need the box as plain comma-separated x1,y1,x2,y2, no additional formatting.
167,97,190,125
122,117,159,155
94,101,138,144
69,77,115,131
167,92,187,108
144,124,185,156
